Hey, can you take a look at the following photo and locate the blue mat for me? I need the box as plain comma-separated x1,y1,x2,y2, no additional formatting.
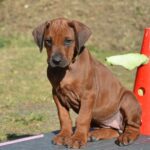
0,132,150,150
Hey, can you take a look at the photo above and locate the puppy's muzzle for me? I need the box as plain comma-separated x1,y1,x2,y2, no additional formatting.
48,53,69,68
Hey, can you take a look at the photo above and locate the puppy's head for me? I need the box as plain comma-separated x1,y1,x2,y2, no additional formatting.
32,18,91,68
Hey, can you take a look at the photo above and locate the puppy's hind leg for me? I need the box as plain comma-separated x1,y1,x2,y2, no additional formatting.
88,128,119,142
116,91,142,146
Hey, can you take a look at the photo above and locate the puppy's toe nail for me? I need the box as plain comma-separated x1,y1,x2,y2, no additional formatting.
119,142,124,146
128,140,133,145
67,145,72,149
87,137,92,142
51,140,56,145
123,143,129,146
115,140,122,146
91,136,99,142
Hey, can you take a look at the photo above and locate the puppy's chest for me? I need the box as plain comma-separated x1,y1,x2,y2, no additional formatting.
56,83,80,109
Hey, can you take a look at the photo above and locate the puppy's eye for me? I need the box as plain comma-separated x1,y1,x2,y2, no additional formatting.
45,38,52,47
64,39,73,46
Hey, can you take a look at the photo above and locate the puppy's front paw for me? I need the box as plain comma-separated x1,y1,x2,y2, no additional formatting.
52,131,72,146
65,133,87,149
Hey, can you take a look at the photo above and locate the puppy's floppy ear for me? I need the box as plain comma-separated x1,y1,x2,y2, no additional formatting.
69,20,92,53
32,22,49,52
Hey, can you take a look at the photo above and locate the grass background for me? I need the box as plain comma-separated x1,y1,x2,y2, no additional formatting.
0,0,150,141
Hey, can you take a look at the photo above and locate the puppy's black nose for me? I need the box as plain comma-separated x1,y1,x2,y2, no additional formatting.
52,54,62,65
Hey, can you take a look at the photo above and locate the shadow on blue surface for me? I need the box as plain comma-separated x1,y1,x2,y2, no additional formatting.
6,133,33,141
0,132,150,150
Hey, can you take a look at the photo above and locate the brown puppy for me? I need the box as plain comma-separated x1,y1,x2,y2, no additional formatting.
32,18,142,149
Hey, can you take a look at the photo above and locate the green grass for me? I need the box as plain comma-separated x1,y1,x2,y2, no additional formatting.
0,38,59,141
0,35,35,48
0,37,137,141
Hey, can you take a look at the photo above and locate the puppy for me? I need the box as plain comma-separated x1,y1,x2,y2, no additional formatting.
32,18,142,149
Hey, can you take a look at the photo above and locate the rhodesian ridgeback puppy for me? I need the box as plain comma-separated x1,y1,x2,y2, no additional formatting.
32,18,142,149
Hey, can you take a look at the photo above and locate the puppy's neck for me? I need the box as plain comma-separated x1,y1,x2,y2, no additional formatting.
47,66,67,86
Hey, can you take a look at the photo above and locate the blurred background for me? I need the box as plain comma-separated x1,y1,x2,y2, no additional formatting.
0,0,149,141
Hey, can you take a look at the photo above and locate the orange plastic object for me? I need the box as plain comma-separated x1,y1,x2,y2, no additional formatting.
134,28,150,135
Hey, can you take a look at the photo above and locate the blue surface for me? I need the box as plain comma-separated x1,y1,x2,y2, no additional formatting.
0,132,150,150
